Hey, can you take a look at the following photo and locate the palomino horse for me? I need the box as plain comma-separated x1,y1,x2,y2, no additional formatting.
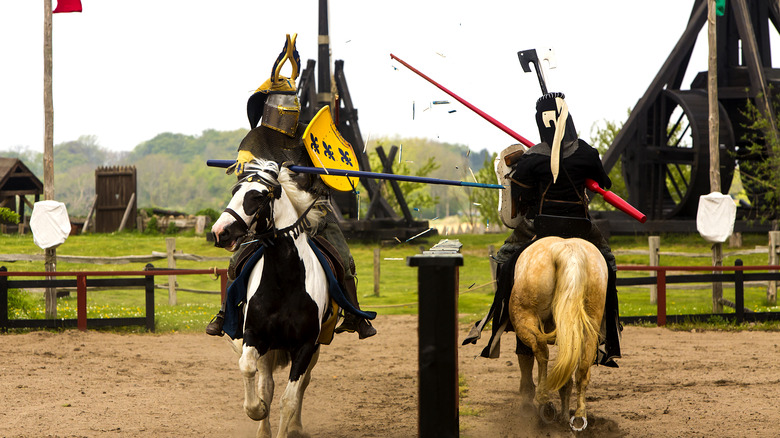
211,159,328,438
508,236,607,432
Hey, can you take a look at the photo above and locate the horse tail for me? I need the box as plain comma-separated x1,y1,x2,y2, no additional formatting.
546,240,600,391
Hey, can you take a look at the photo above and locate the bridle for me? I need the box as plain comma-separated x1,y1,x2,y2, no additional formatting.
251,194,320,243
224,172,280,233
223,169,319,244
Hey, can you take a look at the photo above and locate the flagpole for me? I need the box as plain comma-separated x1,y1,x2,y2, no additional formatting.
43,0,57,318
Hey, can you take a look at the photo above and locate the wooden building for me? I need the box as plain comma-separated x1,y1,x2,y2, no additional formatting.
0,158,44,233
94,166,137,232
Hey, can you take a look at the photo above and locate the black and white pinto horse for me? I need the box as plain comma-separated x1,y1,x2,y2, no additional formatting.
211,159,328,438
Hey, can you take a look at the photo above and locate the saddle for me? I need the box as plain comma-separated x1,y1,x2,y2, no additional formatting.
312,236,346,286
311,236,344,345
229,238,263,280
533,214,593,239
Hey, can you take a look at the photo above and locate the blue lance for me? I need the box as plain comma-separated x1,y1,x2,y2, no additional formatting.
205,160,504,190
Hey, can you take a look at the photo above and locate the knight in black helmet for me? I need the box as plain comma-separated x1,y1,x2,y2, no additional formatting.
464,92,620,367
206,34,376,340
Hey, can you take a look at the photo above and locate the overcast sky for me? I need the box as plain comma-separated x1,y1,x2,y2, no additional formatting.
2,1,777,160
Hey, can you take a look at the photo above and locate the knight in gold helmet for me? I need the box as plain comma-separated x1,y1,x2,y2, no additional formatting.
208,34,376,340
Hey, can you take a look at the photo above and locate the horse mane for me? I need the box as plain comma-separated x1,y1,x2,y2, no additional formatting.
278,166,325,228
242,158,325,229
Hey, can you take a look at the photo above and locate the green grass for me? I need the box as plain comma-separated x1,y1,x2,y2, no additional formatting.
2,231,780,333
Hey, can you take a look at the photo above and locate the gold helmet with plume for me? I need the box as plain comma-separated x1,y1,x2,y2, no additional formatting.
246,34,301,137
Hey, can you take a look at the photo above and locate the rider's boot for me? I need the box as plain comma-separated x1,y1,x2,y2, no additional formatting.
335,273,377,339
207,266,240,337
206,272,234,337
596,267,621,367
206,300,226,336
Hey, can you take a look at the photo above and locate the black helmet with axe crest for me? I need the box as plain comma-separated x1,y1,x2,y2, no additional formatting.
535,92,578,183
519,48,578,182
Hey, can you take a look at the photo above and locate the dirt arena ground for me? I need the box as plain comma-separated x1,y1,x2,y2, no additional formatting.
2,315,780,437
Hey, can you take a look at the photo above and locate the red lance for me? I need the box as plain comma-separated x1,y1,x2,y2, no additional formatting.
390,53,647,223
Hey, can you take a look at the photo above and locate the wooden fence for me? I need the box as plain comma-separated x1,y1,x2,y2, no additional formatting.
0,266,228,332
614,231,780,306
0,251,230,265
617,261,780,326
0,237,230,303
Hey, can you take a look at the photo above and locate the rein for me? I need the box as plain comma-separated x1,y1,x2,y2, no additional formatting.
224,208,250,232
224,164,319,246
224,193,274,232
245,195,321,245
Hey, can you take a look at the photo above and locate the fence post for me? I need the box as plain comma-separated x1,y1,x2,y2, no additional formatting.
648,236,660,304
144,264,156,332
735,259,744,324
711,243,724,313
77,274,87,331
166,237,177,305
373,248,381,297
768,231,779,305
220,270,228,304
407,240,463,438
1,266,8,331
656,269,667,326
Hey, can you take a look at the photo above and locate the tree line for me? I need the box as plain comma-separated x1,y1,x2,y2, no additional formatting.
0,130,502,221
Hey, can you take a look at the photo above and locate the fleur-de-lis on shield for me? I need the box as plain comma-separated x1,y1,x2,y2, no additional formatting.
309,133,320,154
339,148,353,167
323,142,335,160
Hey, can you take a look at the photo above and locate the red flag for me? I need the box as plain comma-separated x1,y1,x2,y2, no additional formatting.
53,0,82,13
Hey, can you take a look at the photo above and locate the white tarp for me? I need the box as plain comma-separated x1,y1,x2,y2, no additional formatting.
30,201,71,249
696,192,736,243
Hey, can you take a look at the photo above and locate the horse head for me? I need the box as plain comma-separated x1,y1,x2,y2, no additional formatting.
211,160,281,251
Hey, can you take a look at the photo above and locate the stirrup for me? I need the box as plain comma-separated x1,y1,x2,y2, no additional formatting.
205,311,225,337
335,314,358,334
335,314,377,339
357,318,377,339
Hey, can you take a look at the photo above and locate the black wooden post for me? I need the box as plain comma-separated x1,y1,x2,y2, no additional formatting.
144,263,155,332
317,0,330,106
735,259,744,324
376,146,414,225
365,146,396,220
1,266,8,332
407,240,463,438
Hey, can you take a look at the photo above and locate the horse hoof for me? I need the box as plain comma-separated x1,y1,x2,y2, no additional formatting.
538,402,557,424
569,415,588,432
244,399,269,421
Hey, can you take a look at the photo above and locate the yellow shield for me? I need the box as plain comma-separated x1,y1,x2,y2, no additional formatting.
302,106,360,192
